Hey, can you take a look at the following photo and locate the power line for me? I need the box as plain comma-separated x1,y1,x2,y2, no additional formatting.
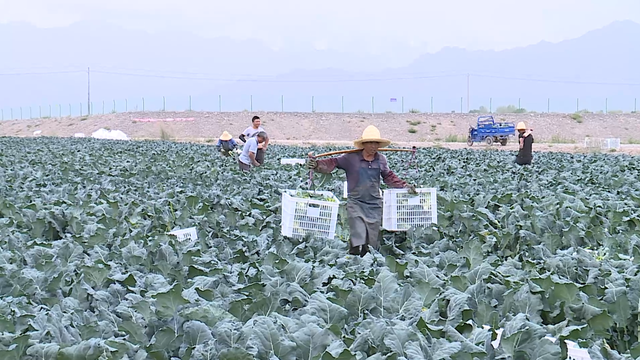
472,73,640,86
90,70,463,83
0,70,85,76
1,67,639,86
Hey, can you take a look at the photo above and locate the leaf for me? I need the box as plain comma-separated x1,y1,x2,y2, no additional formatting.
183,320,213,346
306,292,349,328
180,303,234,328
373,269,399,318
292,322,334,360
56,339,117,360
460,239,484,270
248,316,296,360
119,320,149,345
0,334,30,360
218,347,255,360
151,327,182,351
154,283,188,318
345,283,377,319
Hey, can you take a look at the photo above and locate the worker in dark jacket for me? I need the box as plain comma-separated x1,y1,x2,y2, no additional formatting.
306,125,417,257
515,122,534,165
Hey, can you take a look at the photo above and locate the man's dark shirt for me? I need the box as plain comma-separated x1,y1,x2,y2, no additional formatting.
516,132,534,165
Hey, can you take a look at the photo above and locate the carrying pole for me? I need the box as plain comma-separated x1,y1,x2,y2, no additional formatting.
313,147,416,159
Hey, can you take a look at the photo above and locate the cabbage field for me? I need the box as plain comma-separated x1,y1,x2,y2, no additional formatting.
1,137,640,360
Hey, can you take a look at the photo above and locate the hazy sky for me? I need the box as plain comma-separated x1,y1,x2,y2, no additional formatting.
1,0,639,56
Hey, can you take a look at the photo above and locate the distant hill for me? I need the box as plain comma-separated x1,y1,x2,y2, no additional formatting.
0,20,639,115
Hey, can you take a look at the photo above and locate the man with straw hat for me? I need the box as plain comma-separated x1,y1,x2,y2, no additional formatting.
306,125,417,257
217,131,238,156
515,122,534,165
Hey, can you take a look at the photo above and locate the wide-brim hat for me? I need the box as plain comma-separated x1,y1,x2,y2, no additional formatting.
353,125,391,149
219,131,232,141
516,122,527,130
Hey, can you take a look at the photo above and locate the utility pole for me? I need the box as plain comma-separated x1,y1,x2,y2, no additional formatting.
466,73,470,113
87,67,91,115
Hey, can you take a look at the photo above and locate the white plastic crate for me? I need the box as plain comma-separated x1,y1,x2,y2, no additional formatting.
281,189,340,239
167,227,198,242
584,137,620,150
281,158,306,165
382,188,438,231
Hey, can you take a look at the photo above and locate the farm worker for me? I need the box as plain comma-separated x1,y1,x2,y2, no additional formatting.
515,122,534,165
238,131,268,171
217,131,238,156
306,125,417,257
239,115,269,165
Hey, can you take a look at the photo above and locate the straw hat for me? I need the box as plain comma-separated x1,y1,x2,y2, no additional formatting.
516,122,527,130
353,125,391,149
219,131,233,141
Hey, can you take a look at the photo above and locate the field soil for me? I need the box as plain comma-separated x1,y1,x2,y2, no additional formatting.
2,111,640,155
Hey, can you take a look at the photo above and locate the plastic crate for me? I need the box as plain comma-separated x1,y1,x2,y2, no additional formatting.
167,227,198,242
281,189,340,239
382,188,437,231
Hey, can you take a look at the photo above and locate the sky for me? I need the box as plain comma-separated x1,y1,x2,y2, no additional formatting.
1,0,639,67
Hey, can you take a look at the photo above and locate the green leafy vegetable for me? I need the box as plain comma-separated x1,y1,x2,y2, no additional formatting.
0,137,639,359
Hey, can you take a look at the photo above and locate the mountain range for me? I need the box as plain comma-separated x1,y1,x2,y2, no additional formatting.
1,20,639,114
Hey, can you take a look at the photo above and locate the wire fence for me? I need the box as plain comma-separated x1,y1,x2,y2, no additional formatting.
0,95,638,120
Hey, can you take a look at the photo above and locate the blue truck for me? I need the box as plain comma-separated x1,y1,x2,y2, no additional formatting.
467,115,516,146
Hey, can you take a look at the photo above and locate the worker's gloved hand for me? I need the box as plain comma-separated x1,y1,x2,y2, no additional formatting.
306,158,317,169
406,184,418,194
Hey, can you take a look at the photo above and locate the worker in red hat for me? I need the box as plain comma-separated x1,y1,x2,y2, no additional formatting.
515,122,534,165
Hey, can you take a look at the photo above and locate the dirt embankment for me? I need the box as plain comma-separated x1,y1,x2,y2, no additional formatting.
2,111,640,155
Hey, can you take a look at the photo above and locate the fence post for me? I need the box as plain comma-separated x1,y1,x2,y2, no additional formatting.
21,107,23,120
312,96,314,112
635,98,637,112
142,98,145,112
102,101,105,114
401,96,404,113
518,98,521,110
489,98,492,113
430,97,433,113
59,104,62,117
576,98,579,112
341,96,344,113
113,100,116,113
163,96,166,111
69,104,71,117
281,95,284,112
250,95,253,112
39,106,41,118
11,108,13,120
49,105,51,118
189,95,192,111
125,99,128,112
547,98,550,113
1,109,3,121
460,97,463,113
91,103,94,115
218,95,221,112
371,96,374,113
80,103,83,116
605,98,608,114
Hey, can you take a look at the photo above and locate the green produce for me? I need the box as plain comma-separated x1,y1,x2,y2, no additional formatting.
0,137,639,359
